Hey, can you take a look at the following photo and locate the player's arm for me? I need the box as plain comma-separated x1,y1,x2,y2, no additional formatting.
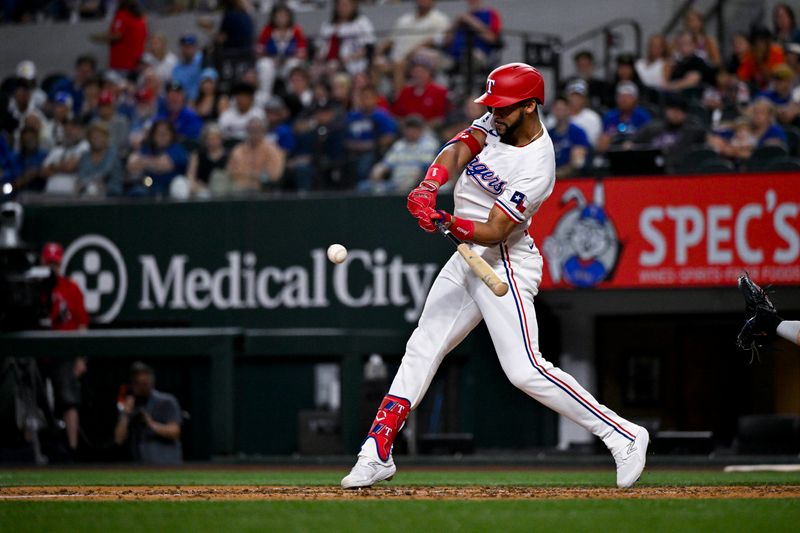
431,127,488,178
431,204,516,245
431,170,553,244
423,114,492,190
407,115,491,228
464,205,516,245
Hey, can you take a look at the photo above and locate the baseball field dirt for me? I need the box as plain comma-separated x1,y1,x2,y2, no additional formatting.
2,470,799,532
2,484,799,501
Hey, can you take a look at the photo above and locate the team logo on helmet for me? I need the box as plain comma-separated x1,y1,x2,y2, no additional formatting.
486,78,496,94
542,181,620,288
62,234,128,323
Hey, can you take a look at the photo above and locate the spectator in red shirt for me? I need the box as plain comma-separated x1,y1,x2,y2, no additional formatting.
41,242,89,454
257,3,308,65
42,242,88,331
256,2,308,104
737,27,786,90
91,0,147,74
391,55,449,127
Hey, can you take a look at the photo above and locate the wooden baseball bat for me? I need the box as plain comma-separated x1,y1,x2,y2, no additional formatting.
434,221,509,297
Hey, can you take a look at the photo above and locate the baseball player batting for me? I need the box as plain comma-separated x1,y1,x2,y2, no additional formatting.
342,63,649,489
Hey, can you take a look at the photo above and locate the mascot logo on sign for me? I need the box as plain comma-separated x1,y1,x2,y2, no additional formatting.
542,181,620,288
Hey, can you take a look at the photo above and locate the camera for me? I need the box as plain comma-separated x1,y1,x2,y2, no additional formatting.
0,202,55,331
0,201,23,248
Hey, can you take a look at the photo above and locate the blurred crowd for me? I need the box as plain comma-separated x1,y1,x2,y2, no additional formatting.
552,4,800,177
1,0,800,200
0,1,328,23
1,0,502,198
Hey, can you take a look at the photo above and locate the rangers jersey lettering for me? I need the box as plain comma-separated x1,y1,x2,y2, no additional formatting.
453,113,556,233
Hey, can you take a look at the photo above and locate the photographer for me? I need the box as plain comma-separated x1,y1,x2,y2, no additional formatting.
114,362,182,465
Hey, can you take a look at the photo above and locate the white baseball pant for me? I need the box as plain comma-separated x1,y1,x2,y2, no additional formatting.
387,239,638,445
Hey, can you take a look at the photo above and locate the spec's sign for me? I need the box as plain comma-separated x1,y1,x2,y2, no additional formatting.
531,173,799,289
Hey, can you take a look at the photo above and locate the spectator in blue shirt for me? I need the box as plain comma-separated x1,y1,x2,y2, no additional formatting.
14,126,48,192
708,98,787,162
757,64,794,105
126,119,188,196
597,81,652,152
171,34,204,101
751,97,788,148
157,81,203,142
549,96,590,177
756,63,799,126
265,97,295,155
52,55,97,117
345,85,397,187
215,0,255,51
0,134,19,186
289,102,347,191
447,0,502,68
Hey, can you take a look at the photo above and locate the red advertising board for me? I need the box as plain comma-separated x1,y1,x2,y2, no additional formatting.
528,173,800,289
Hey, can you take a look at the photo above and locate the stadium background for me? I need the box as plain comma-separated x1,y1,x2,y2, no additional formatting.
0,1,799,522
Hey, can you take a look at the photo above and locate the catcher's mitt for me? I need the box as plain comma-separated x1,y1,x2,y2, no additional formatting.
736,273,782,353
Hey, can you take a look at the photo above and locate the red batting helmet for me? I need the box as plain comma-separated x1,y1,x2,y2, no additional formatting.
41,242,63,265
474,62,545,107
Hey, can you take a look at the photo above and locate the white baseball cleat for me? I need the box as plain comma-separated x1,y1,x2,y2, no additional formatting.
340,454,396,489
611,427,650,489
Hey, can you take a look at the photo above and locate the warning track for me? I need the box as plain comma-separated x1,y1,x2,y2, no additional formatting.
1,485,799,501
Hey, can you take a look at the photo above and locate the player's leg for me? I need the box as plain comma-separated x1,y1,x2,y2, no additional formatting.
342,254,483,488
777,321,800,346
472,247,648,488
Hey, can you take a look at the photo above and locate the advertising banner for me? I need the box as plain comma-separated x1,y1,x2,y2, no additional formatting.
19,172,799,326
22,196,453,328
530,173,799,289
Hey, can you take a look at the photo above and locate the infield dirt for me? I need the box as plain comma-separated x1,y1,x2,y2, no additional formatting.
1,485,799,501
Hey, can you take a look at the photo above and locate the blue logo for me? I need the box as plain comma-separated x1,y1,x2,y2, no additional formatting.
511,191,527,213
465,156,506,195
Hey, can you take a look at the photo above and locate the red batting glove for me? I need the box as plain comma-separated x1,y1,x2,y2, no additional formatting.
407,180,438,218
417,207,437,233
406,164,449,218
431,210,476,241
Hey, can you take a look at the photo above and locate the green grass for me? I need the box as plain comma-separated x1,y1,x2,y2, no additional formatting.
2,469,799,532
1,500,799,533
1,468,800,487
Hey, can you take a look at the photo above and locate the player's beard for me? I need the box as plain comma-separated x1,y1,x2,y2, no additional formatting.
497,112,524,145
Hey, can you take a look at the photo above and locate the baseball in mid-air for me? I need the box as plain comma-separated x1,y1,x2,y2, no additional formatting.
327,243,348,264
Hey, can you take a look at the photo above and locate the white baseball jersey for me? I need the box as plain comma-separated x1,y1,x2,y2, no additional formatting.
358,110,639,464
453,112,556,259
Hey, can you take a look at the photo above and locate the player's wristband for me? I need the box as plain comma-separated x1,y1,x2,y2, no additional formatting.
438,210,475,240
450,128,483,159
450,216,475,240
424,163,449,187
